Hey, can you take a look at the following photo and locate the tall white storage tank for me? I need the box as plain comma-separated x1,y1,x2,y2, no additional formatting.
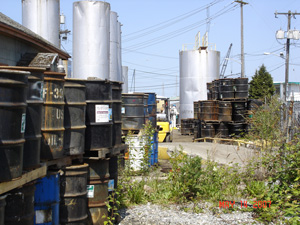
179,49,220,120
72,1,110,79
117,21,122,82
22,0,60,48
109,11,119,81
122,66,128,93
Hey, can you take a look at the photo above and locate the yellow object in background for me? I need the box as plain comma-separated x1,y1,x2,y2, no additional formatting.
158,147,170,160
157,121,173,143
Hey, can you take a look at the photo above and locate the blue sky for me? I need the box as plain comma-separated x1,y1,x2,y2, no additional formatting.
1,0,300,98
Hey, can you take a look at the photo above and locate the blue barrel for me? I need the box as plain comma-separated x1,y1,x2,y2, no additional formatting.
34,173,60,225
146,93,157,129
149,139,155,166
153,132,158,163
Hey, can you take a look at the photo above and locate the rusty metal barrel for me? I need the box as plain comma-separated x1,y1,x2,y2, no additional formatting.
60,163,88,224
111,81,122,146
232,101,247,122
86,159,109,225
229,123,246,138
212,80,219,100
193,120,201,139
143,94,149,124
5,182,35,225
218,101,232,122
41,71,65,160
200,100,219,121
219,78,235,99
85,79,113,150
0,66,44,170
180,119,194,135
216,122,229,138
193,101,199,119
64,79,86,155
0,69,28,181
122,93,146,130
201,123,215,138
23,67,44,169
207,82,213,100
0,195,6,225
234,78,248,99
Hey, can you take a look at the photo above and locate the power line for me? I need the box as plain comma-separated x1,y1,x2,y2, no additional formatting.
122,48,178,59
123,0,224,40
123,3,238,51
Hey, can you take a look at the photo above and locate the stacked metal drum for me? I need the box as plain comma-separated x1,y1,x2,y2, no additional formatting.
122,92,158,170
194,77,262,140
0,68,126,225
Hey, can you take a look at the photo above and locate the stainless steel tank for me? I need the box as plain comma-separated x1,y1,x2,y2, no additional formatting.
22,0,60,48
179,49,220,120
122,66,128,93
117,21,122,82
109,11,119,82
72,1,111,80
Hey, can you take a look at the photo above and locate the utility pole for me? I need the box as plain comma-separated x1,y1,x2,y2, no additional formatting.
275,10,300,142
235,1,248,78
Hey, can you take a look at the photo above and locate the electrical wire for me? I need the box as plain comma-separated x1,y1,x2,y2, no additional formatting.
123,3,238,51
123,0,224,40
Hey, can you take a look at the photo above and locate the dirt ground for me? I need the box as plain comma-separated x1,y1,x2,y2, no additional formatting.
160,129,257,166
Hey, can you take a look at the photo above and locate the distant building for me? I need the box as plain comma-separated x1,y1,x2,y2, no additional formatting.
274,82,300,102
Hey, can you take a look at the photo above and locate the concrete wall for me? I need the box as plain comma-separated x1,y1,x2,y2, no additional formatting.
0,34,39,65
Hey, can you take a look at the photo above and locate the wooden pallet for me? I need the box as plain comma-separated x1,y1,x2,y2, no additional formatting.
41,154,84,168
84,147,111,160
109,144,128,156
193,137,256,148
0,165,47,195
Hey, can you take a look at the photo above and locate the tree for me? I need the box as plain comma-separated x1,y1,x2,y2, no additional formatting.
249,64,275,100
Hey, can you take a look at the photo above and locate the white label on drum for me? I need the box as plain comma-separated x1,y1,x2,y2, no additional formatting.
21,113,26,133
35,209,52,223
121,107,126,114
95,105,109,123
87,185,94,198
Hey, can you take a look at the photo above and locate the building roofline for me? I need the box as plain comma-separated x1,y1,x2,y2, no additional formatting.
0,13,70,60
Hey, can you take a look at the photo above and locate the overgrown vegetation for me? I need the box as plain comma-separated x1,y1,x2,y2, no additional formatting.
104,99,300,224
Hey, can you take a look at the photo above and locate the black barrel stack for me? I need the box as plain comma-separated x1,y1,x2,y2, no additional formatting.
0,65,127,225
64,78,86,156
0,69,29,182
193,77,262,140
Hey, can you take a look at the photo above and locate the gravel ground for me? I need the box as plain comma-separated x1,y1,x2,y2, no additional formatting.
119,202,263,225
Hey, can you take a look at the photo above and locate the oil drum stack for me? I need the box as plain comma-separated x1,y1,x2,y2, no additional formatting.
0,65,128,225
122,93,157,169
194,77,253,140
83,78,126,224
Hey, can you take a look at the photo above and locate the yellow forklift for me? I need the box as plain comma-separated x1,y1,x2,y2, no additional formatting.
156,97,173,142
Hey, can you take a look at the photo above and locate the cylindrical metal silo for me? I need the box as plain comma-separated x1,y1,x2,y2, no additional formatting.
122,66,128,93
117,21,122,82
109,11,119,82
179,49,219,120
180,50,202,120
73,1,110,80
22,0,60,48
